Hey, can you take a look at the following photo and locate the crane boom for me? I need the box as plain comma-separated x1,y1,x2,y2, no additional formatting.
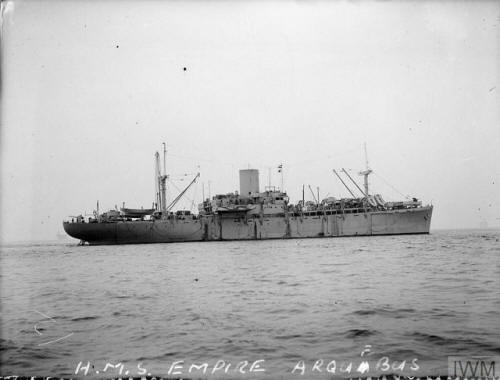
308,185,318,204
341,168,366,197
166,173,200,212
332,169,356,198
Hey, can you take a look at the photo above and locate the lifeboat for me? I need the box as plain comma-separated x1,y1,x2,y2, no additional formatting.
120,208,155,218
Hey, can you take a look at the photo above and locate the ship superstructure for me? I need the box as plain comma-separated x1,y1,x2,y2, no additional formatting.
63,146,433,245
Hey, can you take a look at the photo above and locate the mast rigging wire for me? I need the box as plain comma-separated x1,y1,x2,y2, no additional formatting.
373,171,411,200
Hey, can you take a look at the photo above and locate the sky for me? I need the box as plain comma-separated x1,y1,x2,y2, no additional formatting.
1,0,499,242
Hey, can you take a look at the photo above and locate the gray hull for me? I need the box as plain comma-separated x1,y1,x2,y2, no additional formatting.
63,206,433,245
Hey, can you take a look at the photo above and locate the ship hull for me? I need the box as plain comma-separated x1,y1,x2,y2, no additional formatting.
63,206,433,245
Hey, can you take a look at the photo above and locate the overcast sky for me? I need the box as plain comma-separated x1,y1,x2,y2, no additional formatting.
1,0,499,242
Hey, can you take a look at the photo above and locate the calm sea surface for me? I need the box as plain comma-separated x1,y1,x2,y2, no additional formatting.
1,230,499,379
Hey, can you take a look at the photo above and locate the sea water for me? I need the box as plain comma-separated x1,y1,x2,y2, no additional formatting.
1,230,499,379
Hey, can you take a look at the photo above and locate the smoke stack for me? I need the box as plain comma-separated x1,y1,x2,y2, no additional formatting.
239,169,259,198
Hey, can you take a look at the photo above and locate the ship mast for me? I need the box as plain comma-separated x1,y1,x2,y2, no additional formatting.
359,142,372,197
160,142,167,214
154,143,168,215
155,151,161,211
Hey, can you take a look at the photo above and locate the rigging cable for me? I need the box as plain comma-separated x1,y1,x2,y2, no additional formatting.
372,171,411,200
168,180,194,207
166,174,200,211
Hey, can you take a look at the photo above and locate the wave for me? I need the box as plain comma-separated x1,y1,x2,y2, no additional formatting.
351,307,417,318
344,328,379,338
406,331,500,353
70,315,100,322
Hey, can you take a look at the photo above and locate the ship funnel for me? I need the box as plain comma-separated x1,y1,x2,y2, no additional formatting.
239,169,259,198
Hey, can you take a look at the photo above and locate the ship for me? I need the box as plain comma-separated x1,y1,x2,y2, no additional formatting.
63,145,433,245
